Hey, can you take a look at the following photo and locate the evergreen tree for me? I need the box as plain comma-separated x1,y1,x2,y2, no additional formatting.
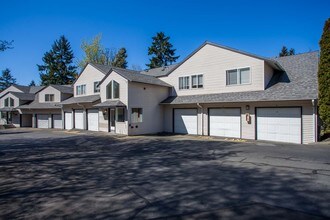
289,48,295,56
0,68,16,91
38,35,77,86
146,32,179,68
29,80,36,86
112,48,128,68
318,18,330,131
279,46,295,57
0,40,13,52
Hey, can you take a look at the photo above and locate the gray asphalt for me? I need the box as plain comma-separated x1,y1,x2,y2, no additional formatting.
0,128,329,219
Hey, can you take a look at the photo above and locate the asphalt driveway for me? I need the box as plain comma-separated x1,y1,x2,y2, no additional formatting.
0,128,329,219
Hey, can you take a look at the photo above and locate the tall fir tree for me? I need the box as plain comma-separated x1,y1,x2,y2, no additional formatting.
0,68,16,91
38,35,77,86
318,18,330,131
29,80,36,86
279,46,295,57
0,40,13,52
112,48,128,68
146,32,179,68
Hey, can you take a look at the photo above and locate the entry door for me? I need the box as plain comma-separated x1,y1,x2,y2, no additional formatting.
110,109,115,131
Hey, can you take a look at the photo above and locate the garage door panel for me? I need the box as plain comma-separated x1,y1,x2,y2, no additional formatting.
257,108,301,144
209,108,240,138
174,109,197,135
37,114,49,129
53,114,62,129
87,109,99,131
74,110,84,129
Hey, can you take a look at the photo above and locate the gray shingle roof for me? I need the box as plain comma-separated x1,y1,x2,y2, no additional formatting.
17,102,62,109
141,64,180,77
10,92,35,101
89,63,112,74
60,94,100,105
12,85,44,94
94,100,126,107
161,51,319,104
49,85,73,94
97,67,172,87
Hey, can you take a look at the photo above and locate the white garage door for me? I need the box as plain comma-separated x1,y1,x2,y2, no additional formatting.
52,114,62,129
209,108,241,138
87,109,99,131
257,108,301,144
174,109,197,135
37,114,49,129
65,112,72,130
74,110,84,129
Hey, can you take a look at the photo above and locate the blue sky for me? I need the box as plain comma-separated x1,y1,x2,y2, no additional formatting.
0,0,329,85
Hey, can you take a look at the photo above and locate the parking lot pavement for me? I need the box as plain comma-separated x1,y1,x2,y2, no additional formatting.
0,128,329,219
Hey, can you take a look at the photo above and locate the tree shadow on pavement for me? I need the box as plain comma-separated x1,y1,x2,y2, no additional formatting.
0,133,329,219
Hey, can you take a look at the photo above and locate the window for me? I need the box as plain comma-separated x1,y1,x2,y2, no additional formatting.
179,76,190,90
94,81,100,93
192,74,203,88
226,67,250,85
116,108,125,122
106,80,120,99
4,97,14,107
76,85,86,95
45,94,54,102
131,108,142,123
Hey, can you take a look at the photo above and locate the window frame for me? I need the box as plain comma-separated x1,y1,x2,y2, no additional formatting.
76,84,86,95
131,108,143,123
45,94,54,102
116,107,125,122
106,80,120,100
226,67,251,86
191,74,203,89
94,81,100,93
178,76,190,90
4,97,14,107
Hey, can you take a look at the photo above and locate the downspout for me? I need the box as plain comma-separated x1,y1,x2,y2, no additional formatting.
197,103,203,136
312,99,317,142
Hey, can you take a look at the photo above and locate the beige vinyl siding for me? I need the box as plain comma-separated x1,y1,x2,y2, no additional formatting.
264,63,274,88
100,71,128,105
159,44,266,96
38,86,61,102
164,100,315,144
0,85,22,98
74,64,105,97
0,93,19,108
128,82,169,135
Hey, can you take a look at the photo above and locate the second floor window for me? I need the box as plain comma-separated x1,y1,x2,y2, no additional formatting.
76,85,86,95
106,80,120,99
226,67,251,85
45,94,54,102
94,81,100,93
192,74,203,88
4,97,14,107
179,76,190,90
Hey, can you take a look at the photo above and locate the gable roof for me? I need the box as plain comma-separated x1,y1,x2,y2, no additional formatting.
60,94,100,105
98,67,172,87
154,41,284,78
140,64,180,77
161,51,319,104
9,92,36,101
11,85,44,94
72,63,108,86
50,85,73,94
